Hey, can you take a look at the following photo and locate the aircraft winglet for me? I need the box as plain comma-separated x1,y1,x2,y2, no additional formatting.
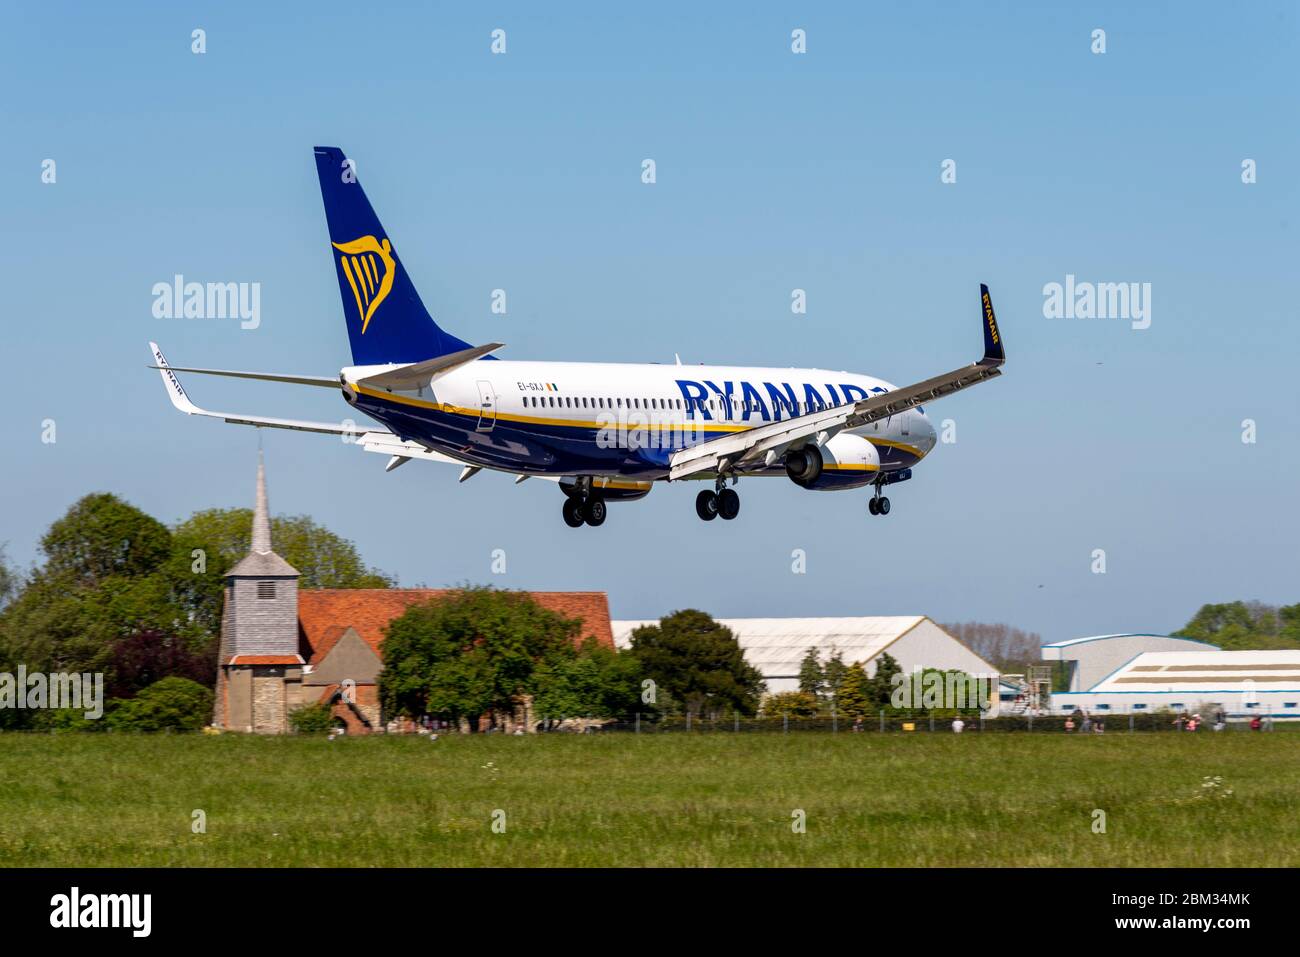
150,342,201,415
979,283,1005,366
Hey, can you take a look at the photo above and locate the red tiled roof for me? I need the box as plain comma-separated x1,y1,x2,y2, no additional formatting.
297,589,614,665
226,654,304,665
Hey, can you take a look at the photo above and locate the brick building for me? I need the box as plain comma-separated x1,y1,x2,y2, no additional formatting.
213,456,614,734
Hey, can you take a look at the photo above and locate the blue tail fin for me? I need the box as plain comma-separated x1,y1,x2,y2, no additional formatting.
314,146,474,365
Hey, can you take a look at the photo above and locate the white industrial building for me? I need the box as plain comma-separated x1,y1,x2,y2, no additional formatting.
1049,645,1300,721
611,616,1000,711
1041,633,1218,692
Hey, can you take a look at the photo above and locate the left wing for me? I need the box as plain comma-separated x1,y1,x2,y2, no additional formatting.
150,342,563,484
668,284,1006,481
149,340,464,460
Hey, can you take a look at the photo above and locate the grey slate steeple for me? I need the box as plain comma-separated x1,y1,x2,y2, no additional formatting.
227,450,299,579
213,451,305,733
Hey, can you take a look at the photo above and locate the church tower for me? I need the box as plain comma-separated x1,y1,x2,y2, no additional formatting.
213,452,304,733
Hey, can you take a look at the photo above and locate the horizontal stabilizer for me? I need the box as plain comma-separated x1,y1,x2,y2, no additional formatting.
356,342,504,391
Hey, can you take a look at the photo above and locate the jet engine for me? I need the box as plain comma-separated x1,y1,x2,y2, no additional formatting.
785,433,880,491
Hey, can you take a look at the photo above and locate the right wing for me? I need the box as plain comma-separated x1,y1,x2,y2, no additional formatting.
668,284,1006,481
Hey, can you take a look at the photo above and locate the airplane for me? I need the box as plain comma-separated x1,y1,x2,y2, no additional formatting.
150,146,1006,528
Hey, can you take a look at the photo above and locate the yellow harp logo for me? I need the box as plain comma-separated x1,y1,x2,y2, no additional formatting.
332,235,396,334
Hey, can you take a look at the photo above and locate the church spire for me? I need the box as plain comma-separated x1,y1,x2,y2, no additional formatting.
251,449,273,555
224,451,298,578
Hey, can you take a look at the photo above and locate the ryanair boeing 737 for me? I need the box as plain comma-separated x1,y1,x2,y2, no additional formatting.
151,146,1006,528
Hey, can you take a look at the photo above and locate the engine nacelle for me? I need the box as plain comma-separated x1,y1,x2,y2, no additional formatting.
784,444,824,486
786,433,881,491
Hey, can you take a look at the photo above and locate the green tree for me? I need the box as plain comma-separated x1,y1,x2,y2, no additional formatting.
628,610,765,717
835,662,871,717
105,677,213,732
1281,604,1300,645
1180,601,1298,650
380,587,583,727
40,493,171,588
174,508,394,589
0,495,213,696
0,544,19,611
797,647,825,700
822,650,848,701
867,651,903,706
763,691,820,718
288,702,336,733
531,640,644,720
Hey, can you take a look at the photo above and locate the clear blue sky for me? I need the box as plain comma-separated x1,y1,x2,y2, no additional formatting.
2,2,1297,642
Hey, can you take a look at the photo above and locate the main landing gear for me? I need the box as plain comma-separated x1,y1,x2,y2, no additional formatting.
867,482,891,517
562,478,607,528
696,481,740,522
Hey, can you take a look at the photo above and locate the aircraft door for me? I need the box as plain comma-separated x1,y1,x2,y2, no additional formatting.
476,380,497,432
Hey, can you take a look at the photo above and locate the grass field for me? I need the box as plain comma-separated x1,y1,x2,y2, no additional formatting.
3,732,1297,866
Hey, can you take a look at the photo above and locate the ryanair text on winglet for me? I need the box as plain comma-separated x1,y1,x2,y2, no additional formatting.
983,292,998,343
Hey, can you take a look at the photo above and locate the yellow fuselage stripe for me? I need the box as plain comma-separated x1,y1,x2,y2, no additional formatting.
352,385,924,458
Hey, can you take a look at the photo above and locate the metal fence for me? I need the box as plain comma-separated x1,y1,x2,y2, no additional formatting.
552,712,1286,734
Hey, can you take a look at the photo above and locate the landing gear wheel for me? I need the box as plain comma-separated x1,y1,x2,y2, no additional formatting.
877,496,891,515
562,498,586,527
717,487,740,520
583,497,607,527
695,490,719,521
868,497,880,515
